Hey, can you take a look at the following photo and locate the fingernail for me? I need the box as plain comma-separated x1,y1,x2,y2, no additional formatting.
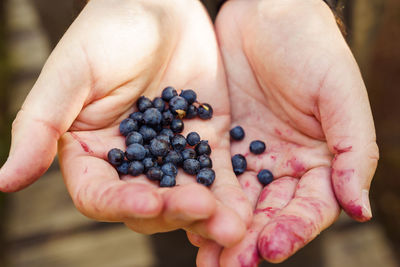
362,189,372,218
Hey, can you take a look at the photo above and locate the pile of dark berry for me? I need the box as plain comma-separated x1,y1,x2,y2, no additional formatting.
107,87,215,187
230,126,274,186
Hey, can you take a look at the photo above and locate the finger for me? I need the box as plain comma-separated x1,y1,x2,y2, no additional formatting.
196,241,222,267
219,177,298,267
187,231,206,247
258,167,340,263
318,42,379,221
0,50,90,192
59,134,163,220
188,202,246,248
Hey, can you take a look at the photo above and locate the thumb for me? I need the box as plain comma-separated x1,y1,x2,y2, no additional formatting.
0,41,90,192
319,44,379,222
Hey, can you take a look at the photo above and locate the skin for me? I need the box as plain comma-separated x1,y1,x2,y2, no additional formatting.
193,0,379,265
0,0,252,247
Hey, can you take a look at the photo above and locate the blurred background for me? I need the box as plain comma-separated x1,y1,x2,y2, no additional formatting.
0,0,399,266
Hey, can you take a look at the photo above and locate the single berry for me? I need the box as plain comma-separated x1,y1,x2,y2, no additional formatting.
153,97,166,112
180,89,197,104
196,168,215,186
139,125,157,143
150,138,170,157
125,143,146,161
195,140,211,156
117,161,129,175
108,148,125,166
197,103,213,120
143,108,162,126
186,132,201,146
160,128,174,140
160,175,176,187
250,140,266,154
146,166,163,181
183,159,201,175
161,163,178,177
162,110,174,126
161,86,178,102
163,150,183,166
125,131,143,146
230,126,245,141
119,118,139,136
156,134,171,144
170,119,184,133
198,154,212,169
129,112,143,124
186,105,198,119
231,154,247,175
169,96,188,117
171,134,187,151
128,161,144,176
181,148,197,161
257,169,274,186
142,157,156,170
137,96,153,112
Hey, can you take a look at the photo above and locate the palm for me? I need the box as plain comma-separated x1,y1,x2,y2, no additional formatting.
1,0,250,246
194,0,377,265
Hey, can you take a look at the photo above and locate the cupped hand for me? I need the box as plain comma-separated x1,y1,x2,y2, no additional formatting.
0,0,252,247
193,0,379,265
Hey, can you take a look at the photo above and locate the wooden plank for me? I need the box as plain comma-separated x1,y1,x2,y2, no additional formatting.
7,226,155,267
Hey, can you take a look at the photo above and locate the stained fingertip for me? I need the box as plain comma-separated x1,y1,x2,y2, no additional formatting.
342,189,372,222
258,215,311,263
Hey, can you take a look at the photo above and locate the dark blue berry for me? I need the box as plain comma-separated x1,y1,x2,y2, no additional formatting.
163,150,183,166
160,128,174,140
196,168,215,186
129,112,143,124
257,169,274,186
139,125,157,143
143,108,162,126
142,157,156,170
119,118,139,136
125,131,143,146
128,161,144,176
146,166,163,181
161,163,178,177
197,103,213,120
160,175,176,187
150,138,170,157
153,97,166,112
186,105,198,119
231,154,247,175
161,86,178,102
198,154,212,169
162,110,174,126
181,148,197,161
156,134,171,145
250,140,266,154
137,96,153,112
171,134,187,151
183,159,201,175
180,89,197,104
108,148,125,166
143,144,151,157
230,126,245,141
170,119,184,133
186,132,201,146
195,140,211,156
117,161,129,175
169,96,188,117
125,143,146,161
